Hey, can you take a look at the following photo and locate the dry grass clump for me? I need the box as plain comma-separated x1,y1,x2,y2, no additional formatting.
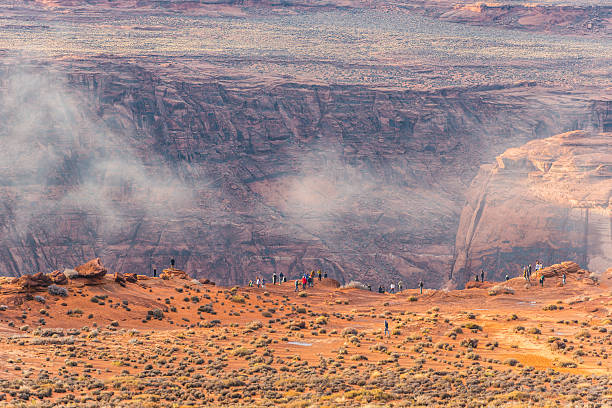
231,295,246,304
342,328,358,337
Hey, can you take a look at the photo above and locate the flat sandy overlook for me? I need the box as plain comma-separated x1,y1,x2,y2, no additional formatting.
0,260,611,406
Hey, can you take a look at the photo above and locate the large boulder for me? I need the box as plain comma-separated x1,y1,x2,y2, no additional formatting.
114,272,126,286
47,270,68,285
75,258,108,279
124,273,138,283
161,268,189,280
532,261,584,280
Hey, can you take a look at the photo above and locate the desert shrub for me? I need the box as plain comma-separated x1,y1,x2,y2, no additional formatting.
48,285,68,297
231,295,245,304
341,281,369,290
556,361,577,368
232,347,255,357
198,305,214,314
466,352,480,360
460,338,478,348
288,321,306,330
504,358,519,366
315,316,328,325
350,354,368,361
298,292,307,298
576,329,591,339
464,323,482,331
148,309,164,319
408,296,418,302
245,321,263,331
527,327,541,335
342,328,358,337
370,343,388,353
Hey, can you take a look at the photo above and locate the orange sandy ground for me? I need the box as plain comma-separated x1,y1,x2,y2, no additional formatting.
0,270,611,406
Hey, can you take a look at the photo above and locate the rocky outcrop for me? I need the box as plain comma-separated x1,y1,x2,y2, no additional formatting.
451,131,611,288
161,268,189,280
74,258,107,279
12,273,52,290
48,270,68,285
531,261,586,280
124,273,138,283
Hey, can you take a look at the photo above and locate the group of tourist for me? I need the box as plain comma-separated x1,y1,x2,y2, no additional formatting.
521,261,550,286
294,270,327,291
378,279,424,294
248,277,267,288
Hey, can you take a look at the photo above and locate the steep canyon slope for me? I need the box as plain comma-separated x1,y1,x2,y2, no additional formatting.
0,0,611,286
0,63,604,286
451,130,612,288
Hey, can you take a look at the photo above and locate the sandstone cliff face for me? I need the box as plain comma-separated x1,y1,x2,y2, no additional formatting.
451,130,612,288
0,63,603,286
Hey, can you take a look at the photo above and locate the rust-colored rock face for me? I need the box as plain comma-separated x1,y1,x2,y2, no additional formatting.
75,258,108,279
0,63,601,288
451,131,612,288
13,272,52,290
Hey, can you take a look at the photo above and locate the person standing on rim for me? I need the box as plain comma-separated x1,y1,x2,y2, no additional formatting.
170,258,175,269
419,280,423,294
480,269,484,283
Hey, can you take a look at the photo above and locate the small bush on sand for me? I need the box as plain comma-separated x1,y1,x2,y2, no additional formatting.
232,347,255,357
342,328,358,337
504,358,519,366
48,285,68,297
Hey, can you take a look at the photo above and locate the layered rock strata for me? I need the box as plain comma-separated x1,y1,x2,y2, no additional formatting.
451,131,611,288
